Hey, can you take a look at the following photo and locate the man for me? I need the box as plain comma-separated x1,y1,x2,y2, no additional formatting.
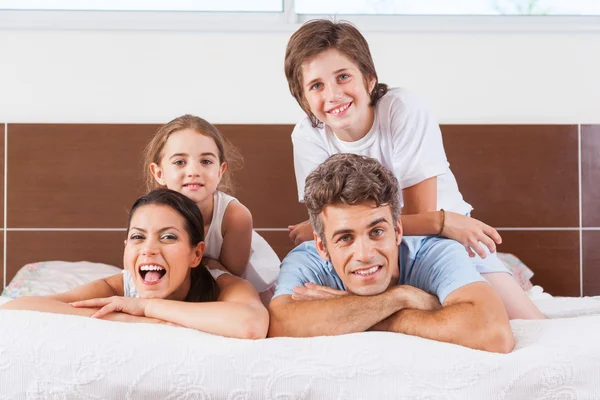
268,154,514,353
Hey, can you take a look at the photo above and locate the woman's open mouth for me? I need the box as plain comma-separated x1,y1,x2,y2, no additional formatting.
139,264,166,285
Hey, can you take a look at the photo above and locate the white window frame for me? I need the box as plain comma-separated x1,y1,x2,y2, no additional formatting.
0,0,599,32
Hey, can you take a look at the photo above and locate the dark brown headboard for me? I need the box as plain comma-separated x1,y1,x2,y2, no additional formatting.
2,123,597,297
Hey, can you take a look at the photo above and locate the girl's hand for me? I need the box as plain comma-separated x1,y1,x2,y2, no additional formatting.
71,296,149,319
288,220,313,246
442,212,502,258
202,257,225,271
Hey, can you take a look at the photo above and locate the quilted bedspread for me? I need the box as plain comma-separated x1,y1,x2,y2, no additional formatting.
1,295,600,399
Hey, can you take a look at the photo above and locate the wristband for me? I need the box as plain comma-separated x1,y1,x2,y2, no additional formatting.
438,209,446,236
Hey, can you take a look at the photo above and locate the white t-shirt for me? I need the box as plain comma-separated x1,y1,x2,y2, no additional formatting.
292,87,472,215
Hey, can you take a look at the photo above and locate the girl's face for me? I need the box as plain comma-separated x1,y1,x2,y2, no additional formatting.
301,48,376,139
151,129,227,205
124,204,204,300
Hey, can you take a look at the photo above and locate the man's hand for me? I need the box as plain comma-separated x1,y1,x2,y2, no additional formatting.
397,285,442,311
291,283,349,301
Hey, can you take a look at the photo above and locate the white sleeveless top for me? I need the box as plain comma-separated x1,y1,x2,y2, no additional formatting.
203,191,237,260
123,268,228,298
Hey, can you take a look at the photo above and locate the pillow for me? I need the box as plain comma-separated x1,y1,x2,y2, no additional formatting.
2,261,122,299
243,231,281,293
496,252,534,291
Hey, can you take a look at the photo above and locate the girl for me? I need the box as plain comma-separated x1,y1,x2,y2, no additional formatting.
283,19,544,319
1,188,269,339
143,115,277,301
143,115,252,277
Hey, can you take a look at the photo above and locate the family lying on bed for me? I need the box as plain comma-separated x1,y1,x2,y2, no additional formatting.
0,19,545,352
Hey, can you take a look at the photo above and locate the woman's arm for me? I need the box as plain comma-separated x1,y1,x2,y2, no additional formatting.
144,274,269,339
219,201,253,276
77,273,269,339
0,274,173,325
0,273,123,311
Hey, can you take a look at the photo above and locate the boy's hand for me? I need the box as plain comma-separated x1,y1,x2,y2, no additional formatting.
288,220,314,246
442,212,502,258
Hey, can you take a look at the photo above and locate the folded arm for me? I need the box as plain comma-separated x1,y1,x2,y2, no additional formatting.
372,281,514,353
0,274,169,325
268,286,406,337
143,274,268,339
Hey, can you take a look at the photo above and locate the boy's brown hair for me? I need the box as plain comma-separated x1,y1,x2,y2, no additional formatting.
284,19,388,127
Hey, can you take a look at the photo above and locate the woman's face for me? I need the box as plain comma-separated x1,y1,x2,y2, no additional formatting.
124,204,204,300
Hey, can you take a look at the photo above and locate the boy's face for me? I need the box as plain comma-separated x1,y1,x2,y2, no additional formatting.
301,48,376,139
314,201,401,296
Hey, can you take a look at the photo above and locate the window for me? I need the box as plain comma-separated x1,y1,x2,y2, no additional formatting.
295,0,600,16
1,0,598,31
0,0,282,12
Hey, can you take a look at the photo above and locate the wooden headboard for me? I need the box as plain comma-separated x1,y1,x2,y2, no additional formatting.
1,123,597,297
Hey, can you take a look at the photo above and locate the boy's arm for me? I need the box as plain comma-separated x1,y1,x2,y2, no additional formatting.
372,282,514,353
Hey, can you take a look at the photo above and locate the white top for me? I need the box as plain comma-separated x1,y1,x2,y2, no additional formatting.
291,87,472,215
122,268,228,298
203,191,237,260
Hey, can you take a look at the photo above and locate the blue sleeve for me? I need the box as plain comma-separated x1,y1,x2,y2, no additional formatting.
272,242,331,300
406,237,486,304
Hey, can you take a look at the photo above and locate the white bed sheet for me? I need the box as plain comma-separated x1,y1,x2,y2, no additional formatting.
1,295,600,399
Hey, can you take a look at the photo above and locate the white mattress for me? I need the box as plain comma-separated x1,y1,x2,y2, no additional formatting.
1,295,600,399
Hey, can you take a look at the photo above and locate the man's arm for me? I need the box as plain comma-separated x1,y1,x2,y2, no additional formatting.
372,281,514,353
268,286,406,337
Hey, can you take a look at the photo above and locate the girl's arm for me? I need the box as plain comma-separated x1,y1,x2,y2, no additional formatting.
219,201,253,276
401,178,502,258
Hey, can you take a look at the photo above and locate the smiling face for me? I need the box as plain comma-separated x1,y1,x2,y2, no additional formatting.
314,201,401,296
124,204,204,300
150,129,227,206
301,48,376,140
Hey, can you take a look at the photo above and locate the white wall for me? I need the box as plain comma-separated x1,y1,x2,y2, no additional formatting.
1,28,599,124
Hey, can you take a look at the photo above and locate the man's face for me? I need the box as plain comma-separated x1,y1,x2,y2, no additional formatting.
315,202,401,296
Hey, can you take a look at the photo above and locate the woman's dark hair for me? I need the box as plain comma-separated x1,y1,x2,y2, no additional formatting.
127,188,219,302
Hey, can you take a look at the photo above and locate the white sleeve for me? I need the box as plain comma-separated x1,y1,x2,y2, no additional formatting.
291,123,331,202
390,94,449,189
206,267,230,280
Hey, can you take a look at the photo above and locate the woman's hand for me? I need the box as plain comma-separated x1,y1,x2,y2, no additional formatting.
288,220,314,246
71,296,149,319
442,212,502,258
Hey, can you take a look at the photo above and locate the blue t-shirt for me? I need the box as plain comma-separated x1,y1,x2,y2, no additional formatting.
273,236,486,304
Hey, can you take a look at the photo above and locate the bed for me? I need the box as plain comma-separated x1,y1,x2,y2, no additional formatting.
1,292,600,399
0,257,595,399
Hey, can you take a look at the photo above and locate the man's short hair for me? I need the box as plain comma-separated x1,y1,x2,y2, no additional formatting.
304,154,401,246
